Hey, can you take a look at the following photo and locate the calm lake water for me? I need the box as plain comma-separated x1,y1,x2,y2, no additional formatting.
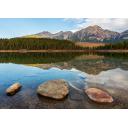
0,52,128,108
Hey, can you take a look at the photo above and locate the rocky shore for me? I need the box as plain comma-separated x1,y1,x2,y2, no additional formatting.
4,79,115,107
2,77,128,108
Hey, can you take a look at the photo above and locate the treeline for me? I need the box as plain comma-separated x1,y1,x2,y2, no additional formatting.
0,38,127,50
95,40,128,50
0,38,84,50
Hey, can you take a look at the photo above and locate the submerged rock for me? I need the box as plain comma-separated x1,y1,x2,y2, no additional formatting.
6,82,22,95
85,88,113,103
37,79,69,100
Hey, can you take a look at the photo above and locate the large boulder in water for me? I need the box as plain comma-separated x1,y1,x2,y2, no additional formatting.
85,88,113,103
6,82,22,95
37,79,69,100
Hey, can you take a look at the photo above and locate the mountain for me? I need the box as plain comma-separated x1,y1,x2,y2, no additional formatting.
35,31,53,38
70,25,120,42
24,31,53,38
24,31,73,40
119,30,128,39
23,25,127,42
53,31,73,40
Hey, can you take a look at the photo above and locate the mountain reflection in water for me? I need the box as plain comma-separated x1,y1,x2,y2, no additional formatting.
0,63,128,92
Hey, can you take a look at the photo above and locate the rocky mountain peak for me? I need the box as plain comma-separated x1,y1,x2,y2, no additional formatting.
86,25,102,29
23,25,128,42
37,31,52,35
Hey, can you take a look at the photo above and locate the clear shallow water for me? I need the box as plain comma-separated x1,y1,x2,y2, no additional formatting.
0,63,128,93
0,63,86,94
84,68,128,89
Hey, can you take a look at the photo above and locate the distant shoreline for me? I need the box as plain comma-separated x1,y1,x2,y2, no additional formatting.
0,50,128,53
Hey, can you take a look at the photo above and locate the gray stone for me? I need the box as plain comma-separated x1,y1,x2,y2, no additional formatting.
37,79,69,100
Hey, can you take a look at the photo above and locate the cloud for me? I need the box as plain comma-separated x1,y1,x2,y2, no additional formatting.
63,18,85,24
64,18,128,32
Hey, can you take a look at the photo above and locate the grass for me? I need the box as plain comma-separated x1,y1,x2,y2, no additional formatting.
76,42,107,48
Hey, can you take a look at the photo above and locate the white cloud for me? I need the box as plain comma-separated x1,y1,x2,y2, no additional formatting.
65,18,128,32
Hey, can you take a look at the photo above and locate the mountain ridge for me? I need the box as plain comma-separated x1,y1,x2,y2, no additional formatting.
23,25,127,42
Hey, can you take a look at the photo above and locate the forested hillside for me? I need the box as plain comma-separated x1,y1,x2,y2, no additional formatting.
95,40,128,50
0,38,83,50
0,38,127,50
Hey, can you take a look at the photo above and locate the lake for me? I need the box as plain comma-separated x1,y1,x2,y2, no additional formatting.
0,52,128,108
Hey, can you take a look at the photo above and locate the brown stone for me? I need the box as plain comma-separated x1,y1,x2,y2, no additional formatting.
37,79,69,100
85,88,113,103
6,82,22,95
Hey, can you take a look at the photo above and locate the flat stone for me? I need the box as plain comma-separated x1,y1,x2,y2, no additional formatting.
37,79,69,100
6,82,22,95
85,88,113,103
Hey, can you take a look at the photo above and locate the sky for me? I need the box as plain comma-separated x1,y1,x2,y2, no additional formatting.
0,18,128,38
